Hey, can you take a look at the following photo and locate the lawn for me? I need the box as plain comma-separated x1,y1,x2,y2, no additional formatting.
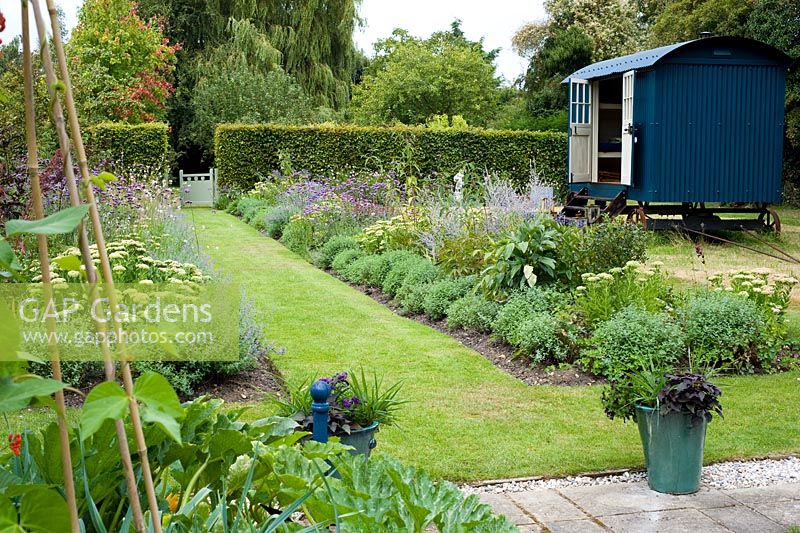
176,208,800,482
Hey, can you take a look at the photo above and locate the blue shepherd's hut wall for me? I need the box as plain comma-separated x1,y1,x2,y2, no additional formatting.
565,37,790,205
636,39,787,203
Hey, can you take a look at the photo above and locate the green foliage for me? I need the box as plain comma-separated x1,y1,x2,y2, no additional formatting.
555,221,649,287
524,26,594,115
359,213,424,254
368,250,420,287
326,455,516,532
477,217,560,300
422,277,475,320
280,217,314,258
318,235,361,269
381,255,430,297
679,291,766,371
350,28,501,126
84,122,170,175
492,287,565,344
215,124,567,193
446,294,501,333
574,262,671,327
586,306,685,381
649,0,752,45
393,260,441,312
331,248,365,273
341,254,383,285
187,20,318,156
67,0,179,123
264,204,301,239
514,312,568,364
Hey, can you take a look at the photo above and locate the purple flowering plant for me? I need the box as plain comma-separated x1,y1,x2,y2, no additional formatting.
273,368,406,436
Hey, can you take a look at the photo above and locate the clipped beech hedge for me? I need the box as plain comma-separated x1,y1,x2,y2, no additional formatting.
215,124,567,193
85,122,170,174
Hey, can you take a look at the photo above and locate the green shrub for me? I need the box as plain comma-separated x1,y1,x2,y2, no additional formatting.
446,294,501,332
679,291,766,371
579,221,648,275
422,277,475,320
586,306,685,380
85,122,169,174
341,254,383,285
264,204,300,238
368,250,420,287
215,123,567,195
233,197,265,219
395,261,442,312
359,214,424,254
492,287,565,344
332,248,366,273
382,255,429,297
574,262,671,328
553,222,649,287
477,217,560,300
514,313,568,364
319,235,361,268
280,218,314,258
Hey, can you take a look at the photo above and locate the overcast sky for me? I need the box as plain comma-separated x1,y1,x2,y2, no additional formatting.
3,0,545,83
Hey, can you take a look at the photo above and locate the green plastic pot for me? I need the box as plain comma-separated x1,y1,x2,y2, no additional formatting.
635,405,707,494
339,421,379,458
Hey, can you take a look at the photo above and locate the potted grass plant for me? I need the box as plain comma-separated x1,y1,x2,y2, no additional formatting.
274,369,406,457
603,370,722,494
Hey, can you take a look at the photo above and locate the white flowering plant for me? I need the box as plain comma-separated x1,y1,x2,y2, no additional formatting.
23,238,209,285
707,268,798,360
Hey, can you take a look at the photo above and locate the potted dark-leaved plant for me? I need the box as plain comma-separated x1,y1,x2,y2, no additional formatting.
603,371,722,494
274,369,405,457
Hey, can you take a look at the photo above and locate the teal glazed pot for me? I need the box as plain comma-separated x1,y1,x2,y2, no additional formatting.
635,405,707,494
339,421,379,458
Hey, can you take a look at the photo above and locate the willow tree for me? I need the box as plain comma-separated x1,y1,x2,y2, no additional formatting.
216,0,359,108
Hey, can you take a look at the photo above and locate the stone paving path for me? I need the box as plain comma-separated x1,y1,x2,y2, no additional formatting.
480,481,800,532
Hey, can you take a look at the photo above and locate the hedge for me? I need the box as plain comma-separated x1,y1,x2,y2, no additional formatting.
214,124,567,194
85,122,170,175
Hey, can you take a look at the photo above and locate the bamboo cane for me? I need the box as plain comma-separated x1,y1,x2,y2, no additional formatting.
20,5,80,531
33,2,163,530
27,2,146,530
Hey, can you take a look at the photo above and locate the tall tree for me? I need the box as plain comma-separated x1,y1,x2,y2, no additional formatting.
136,0,360,168
524,26,593,115
187,20,318,156
350,27,500,126
746,0,800,193
67,0,180,123
649,0,754,45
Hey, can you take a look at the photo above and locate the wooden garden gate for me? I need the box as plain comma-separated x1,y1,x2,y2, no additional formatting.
179,169,217,207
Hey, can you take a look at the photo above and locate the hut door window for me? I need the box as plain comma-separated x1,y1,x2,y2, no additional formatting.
569,79,592,183
621,71,634,186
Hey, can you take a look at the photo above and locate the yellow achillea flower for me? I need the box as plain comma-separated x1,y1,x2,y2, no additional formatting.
166,493,179,513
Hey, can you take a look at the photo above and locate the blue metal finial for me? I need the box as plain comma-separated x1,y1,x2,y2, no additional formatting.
310,380,331,443
310,380,331,403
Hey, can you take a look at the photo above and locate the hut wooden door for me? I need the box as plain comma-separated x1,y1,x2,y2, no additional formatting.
621,71,634,186
569,79,592,183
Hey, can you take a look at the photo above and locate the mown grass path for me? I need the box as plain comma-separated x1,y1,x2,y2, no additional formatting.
192,209,800,481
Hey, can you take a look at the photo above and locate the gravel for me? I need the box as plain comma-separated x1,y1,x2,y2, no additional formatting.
463,456,800,494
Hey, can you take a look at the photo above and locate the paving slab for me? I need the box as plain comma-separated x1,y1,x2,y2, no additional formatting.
700,505,785,533
478,493,536,526
558,481,738,516
517,525,545,532
723,483,800,505
750,500,800,527
509,489,588,522
547,518,608,532
598,508,730,533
